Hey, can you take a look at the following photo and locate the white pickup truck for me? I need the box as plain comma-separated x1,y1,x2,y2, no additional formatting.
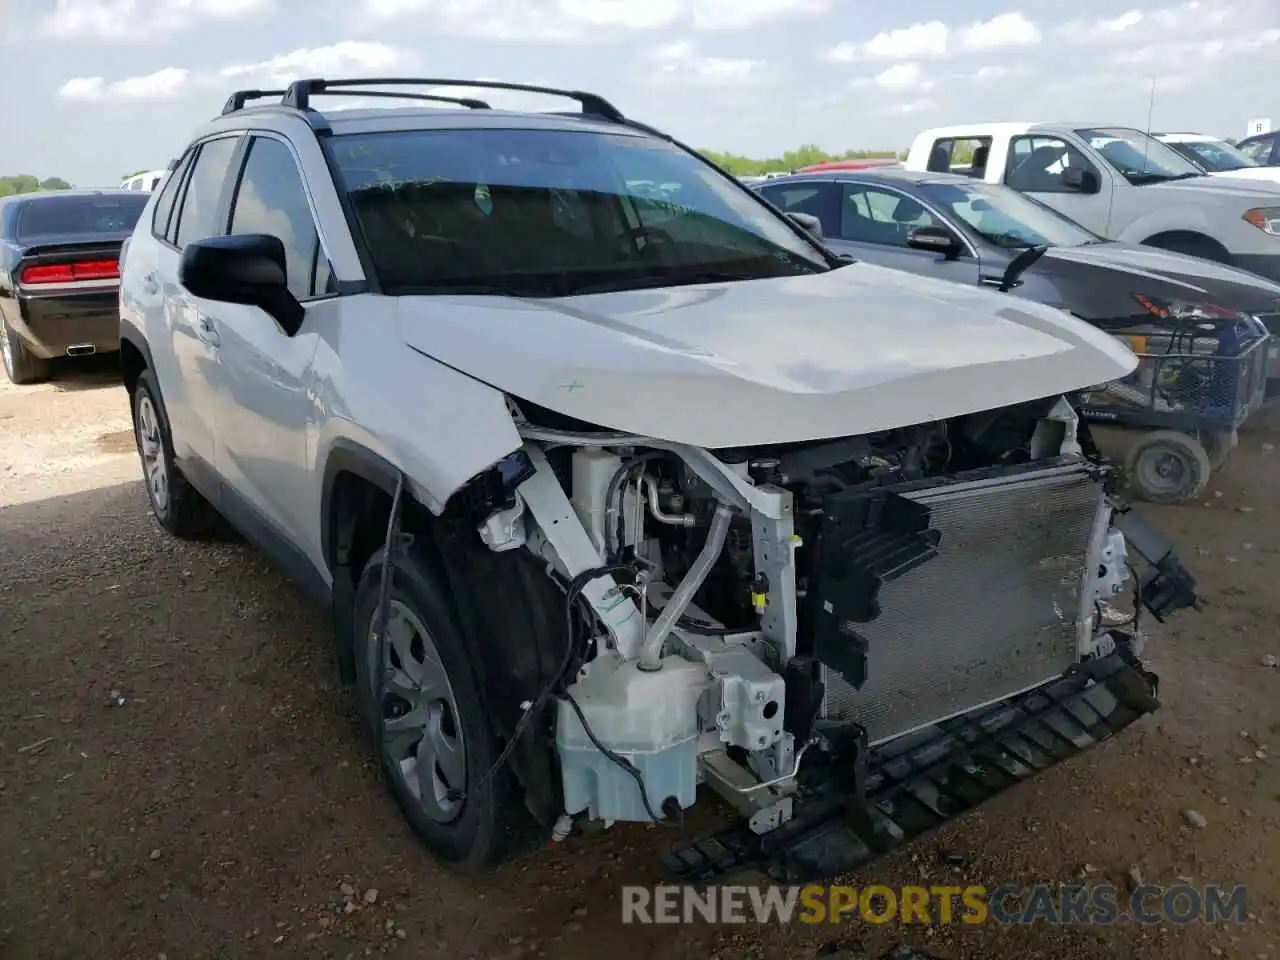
904,122,1280,283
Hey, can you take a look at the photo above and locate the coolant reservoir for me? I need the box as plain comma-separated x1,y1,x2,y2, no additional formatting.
557,652,708,822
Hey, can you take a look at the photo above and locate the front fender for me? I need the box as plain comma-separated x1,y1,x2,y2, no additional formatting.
310,296,524,517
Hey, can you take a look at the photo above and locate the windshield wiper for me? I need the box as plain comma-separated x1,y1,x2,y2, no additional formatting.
561,269,792,297
388,283,538,297
1129,171,1203,185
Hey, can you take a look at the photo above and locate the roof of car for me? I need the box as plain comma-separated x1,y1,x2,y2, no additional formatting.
757,167,977,187
915,121,1140,139
0,188,136,205
206,102,649,141
1155,133,1222,143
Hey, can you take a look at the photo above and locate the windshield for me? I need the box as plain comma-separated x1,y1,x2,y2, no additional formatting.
1076,127,1204,185
327,128,829,296
1165,138,1259,172
15,194,148,241
916,180,1098,249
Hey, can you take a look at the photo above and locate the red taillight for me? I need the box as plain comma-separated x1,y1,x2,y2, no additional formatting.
19,259,119,285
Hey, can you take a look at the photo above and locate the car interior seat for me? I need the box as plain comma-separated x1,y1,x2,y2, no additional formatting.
1008,145,1067,191
970,145,990,178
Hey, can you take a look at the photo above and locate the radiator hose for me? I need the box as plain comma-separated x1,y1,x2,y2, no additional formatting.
638,502,734,671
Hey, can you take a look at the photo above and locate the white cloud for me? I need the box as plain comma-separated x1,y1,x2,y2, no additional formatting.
40,0,272,42
1055,0,1268,45
876,98,936,117
357,0,824,39
57,42,414,103
56,67,191,102
358,0,681,40
823,20,949,62
691,0,828,30
822,11,1040,63
956,12,1041,51
873,62,932,93
865,21,949,59
638,40,768,86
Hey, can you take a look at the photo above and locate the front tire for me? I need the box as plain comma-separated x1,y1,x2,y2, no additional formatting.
353,545,536,870
131,369,219,538
0,316,50,385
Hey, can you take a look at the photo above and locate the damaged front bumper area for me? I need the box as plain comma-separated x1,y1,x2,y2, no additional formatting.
667,639,1160,884
500,403,1198,882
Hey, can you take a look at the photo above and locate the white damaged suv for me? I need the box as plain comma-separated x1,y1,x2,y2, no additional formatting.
118,78,1199,879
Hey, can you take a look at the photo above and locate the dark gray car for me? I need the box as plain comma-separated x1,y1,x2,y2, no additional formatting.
753,167,1280,390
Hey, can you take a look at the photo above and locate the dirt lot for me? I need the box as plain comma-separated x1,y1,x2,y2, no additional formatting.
0,357,1277,960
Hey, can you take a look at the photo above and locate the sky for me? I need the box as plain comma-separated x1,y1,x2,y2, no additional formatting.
1,0,1277,186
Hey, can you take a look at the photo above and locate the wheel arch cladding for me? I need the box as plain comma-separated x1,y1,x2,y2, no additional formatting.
322,441,401,686
321,443,569,827
119,320,153,396
1142,230,1230,260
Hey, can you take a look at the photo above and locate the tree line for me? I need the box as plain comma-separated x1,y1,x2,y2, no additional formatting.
0,175,73,197
697,144,902,176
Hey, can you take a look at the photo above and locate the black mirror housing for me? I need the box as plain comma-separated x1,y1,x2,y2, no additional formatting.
179,234,304,335
907,225,963,259
786,212,825,241
1060,167,1100,194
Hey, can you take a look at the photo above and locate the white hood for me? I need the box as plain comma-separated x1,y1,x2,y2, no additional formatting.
397,262,1137,448
1206,167,1280,185
1147,174,1280,200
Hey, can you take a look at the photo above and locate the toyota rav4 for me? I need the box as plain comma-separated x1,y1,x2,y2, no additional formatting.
117,78,1199,880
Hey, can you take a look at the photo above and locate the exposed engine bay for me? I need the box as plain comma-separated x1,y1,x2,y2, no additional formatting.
462,392,1199,858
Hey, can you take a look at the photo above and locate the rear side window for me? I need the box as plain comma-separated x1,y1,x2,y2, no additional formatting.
227,136,332,300
926,137,993,177
152,154,192,242
172,136,240,250
14,194,149,241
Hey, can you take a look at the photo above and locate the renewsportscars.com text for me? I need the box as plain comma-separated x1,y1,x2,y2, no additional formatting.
621,884,1248,926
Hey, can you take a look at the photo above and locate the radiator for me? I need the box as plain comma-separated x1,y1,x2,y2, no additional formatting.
819,462,1105,744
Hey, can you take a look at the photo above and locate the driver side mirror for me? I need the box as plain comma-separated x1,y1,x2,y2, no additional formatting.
906,225,964,259
1060,166,1101,194
786,212,825,241
179,234,304,336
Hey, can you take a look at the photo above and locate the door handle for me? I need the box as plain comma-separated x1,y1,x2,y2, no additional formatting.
196,314,221,347
142,272,159,296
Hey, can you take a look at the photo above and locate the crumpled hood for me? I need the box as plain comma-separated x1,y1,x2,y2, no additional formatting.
397,262,1137,448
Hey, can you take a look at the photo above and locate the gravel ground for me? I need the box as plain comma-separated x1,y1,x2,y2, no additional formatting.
1,356,1277,960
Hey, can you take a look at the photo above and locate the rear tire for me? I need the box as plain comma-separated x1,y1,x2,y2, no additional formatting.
353,544,539,871
131,368,219,538
0,316,51,385
1124,429,1212,504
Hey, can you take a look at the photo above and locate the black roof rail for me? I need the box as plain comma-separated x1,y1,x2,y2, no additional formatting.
280,77,626,122
221,88,288,115
309,89,491,110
